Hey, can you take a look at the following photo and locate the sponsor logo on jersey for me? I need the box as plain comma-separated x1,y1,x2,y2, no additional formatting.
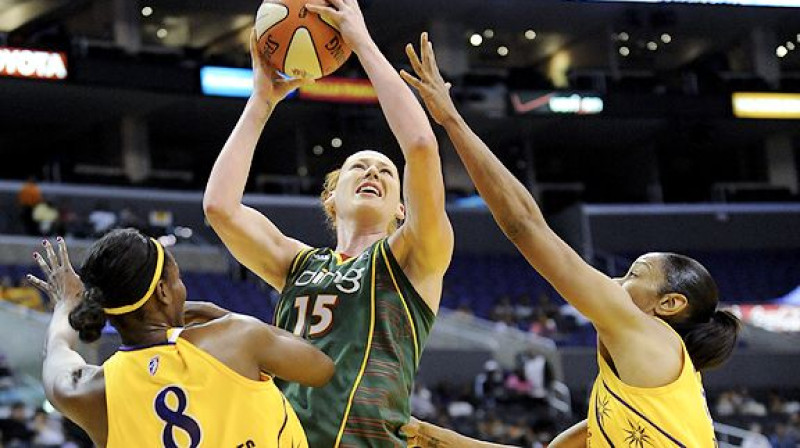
295,267,365,294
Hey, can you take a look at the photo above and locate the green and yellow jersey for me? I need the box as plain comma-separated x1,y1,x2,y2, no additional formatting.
274,238,436,448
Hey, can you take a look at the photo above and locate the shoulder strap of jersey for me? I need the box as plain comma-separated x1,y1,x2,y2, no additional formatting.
167,327,184,343
287,247,322,279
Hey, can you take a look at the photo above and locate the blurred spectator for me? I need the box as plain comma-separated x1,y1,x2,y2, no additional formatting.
769,390,784,414
0,402,34,447
536,292,560,320
31,408,63,448
17,177,43,236
741,423,771,448
740,389,768,417
490,296,515,323
558,303,590,327
504,367,533,402
513,294,534,326
88,203,117,237
411,383,437,420
714,391,737,417
769,390,800,415
506,417,536,447
31,200,59,236
477,414,508,443
56,201,85,239
453,302,475,321
118,208,145,232
521,352,552,401
474,360,506,407
715,391,738,416
769,423,799,448
529,311,557,338
447,386,475,419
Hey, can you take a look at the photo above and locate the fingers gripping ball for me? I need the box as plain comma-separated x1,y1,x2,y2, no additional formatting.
255,0,352,79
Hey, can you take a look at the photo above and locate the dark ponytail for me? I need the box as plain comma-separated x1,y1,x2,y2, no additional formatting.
671,310,741,371
659,253,741,371
68,286,106,343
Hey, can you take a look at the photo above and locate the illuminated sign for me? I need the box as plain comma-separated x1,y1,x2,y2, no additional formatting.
511,91,603,115
729,305,800,332
297,78,377,104
733,92,800,119
201,66,254,98
201,66,376,103
584,0,800,7
0,47,67,80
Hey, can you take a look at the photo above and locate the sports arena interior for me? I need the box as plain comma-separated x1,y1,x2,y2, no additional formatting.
0,0,799,446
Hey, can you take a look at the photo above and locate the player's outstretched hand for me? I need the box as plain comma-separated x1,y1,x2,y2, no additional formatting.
28,237,84,306
249,29,312,106
305,0,371,52
399,32,457,126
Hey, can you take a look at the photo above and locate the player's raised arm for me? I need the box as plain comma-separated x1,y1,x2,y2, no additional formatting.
400,35,643,336
29,239,106,440
306,2,453,310
203,31,310,291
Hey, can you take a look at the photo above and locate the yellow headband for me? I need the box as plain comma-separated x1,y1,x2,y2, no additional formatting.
103,238,165,316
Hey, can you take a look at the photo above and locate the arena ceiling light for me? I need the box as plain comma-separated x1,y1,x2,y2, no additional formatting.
469,33,483,47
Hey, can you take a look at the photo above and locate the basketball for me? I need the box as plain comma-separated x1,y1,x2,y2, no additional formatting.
255,0,352,79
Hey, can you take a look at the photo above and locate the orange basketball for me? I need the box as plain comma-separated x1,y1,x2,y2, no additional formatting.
255,0,352,79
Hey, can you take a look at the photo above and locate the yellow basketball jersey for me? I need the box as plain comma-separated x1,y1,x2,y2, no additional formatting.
103,328,308,448
587,323,717,448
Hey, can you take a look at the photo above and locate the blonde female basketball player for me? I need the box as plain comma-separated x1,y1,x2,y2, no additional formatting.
30,231,333,447
203,1,453,447
399,36,740,448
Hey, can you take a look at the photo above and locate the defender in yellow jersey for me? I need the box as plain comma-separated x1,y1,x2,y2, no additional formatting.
31,230,333,447
396,36,741,448
586,321,716,448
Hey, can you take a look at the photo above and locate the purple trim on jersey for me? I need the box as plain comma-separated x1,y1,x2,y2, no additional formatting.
118,341,175,352
595,392,616,447
602,381,688,448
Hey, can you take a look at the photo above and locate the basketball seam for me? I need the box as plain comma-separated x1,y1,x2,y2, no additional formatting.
317,16,341,34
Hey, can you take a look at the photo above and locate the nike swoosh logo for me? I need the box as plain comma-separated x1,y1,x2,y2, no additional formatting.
511,92,555,113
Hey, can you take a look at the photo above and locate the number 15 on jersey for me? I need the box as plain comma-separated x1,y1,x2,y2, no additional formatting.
292,295,339,338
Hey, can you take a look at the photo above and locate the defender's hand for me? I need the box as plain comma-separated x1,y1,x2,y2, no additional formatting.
399,32,458,126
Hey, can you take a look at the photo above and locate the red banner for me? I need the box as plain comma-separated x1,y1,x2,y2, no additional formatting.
0,47,67,80
728,304,800,332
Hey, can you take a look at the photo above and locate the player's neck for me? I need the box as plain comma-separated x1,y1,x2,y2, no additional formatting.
116,321,173,349
335,223,386,257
